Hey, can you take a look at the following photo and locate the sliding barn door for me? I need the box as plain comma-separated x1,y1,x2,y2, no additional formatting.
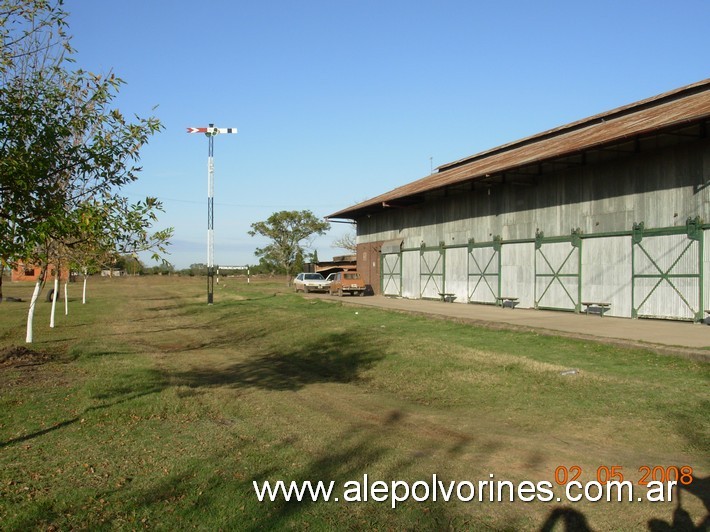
632,222,702,321
468,242,500,304
535,235,580,312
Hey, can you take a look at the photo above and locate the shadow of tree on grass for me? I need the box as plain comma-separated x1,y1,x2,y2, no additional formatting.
0,385,163,450
171,331,384,391
118,410,493,531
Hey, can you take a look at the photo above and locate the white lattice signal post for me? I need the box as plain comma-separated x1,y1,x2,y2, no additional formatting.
187,124,238,304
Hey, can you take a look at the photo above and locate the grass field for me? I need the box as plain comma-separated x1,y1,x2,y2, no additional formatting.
1,276,708,530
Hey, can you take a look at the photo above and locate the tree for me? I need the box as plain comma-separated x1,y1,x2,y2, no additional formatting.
189,263,208,276
59,197,171,304
333,231,357,254
248,210,330,284
146,262,174,275
114,254,143,276
0,1,171,340
0,0,66,300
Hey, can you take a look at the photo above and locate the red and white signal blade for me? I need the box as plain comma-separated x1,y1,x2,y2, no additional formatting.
187,127,238,134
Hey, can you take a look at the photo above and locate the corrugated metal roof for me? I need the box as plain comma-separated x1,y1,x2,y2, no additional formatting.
328,79,710,220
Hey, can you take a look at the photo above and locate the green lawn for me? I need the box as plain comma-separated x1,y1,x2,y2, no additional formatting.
1,276,708,530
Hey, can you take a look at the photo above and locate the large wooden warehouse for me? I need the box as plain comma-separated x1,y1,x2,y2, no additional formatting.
327,79,710,321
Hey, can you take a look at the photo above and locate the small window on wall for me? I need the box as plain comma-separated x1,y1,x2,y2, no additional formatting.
24,268,35,276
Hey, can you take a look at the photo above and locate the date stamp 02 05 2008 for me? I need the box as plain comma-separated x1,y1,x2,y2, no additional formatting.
553,465,695,487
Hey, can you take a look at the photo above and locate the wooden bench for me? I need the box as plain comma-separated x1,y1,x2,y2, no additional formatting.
496,296,518,309
581,302,611,317
438,292,457,303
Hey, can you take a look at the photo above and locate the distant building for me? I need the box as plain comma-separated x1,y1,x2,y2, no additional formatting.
328,79,710,321
101,269,126,277
12,262,70,282
314,255,357,277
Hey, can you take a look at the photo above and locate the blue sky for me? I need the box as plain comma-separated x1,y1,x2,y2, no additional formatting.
66,0,710,269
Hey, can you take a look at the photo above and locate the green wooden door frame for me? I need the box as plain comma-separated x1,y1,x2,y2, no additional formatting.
631,218,704,321
467,237,501,304
534,230,582,312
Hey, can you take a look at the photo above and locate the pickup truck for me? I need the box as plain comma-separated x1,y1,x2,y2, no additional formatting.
328,271,366,296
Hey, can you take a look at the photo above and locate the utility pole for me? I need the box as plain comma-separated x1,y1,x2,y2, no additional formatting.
187,124,237,304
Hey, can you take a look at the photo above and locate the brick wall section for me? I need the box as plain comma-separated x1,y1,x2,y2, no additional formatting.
356,241,383,294
11,263,70,282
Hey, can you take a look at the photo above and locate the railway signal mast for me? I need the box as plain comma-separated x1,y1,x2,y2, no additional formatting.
187,124,238,304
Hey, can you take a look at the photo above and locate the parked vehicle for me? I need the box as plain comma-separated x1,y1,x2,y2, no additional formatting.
328,271,366,296
293,272,330,293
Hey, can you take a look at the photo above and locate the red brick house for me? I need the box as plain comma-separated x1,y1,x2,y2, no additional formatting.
11,262,70,282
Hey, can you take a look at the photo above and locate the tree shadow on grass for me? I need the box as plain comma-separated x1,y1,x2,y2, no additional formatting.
88,367,166,402
237,416,506,531
171,331,384,391
34,403,705,530
0,385,163,450
117,410,495,531
242,428,409,531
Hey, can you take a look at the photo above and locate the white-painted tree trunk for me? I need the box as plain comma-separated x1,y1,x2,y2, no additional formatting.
49,277,59,328
82,268,88,304
26,280,42,343
64,280,69,315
